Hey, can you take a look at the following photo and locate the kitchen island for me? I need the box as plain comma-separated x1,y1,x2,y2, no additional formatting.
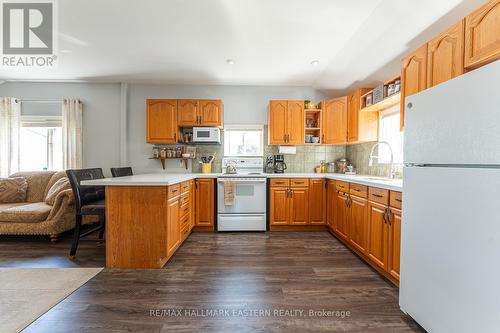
83,173,402,269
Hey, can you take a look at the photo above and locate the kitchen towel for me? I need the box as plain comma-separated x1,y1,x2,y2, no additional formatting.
224,180,236,206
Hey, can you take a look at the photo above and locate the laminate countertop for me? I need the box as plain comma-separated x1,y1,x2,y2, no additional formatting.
82,172,403,192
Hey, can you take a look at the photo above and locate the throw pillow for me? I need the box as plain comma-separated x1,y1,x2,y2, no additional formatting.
44,177,71,206
0,177,28,203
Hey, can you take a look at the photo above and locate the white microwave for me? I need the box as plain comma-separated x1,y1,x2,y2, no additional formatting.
192,127,221,143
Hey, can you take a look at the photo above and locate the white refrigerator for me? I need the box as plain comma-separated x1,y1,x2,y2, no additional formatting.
400,59,500,333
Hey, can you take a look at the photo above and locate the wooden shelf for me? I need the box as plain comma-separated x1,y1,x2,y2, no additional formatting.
305,127,321,131
360,92,400,113
305,108,321,113
149,157,194,170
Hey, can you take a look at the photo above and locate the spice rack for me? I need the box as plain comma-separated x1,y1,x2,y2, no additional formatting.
150,146,196,170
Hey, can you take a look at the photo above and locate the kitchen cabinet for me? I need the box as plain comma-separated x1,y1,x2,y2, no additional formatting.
167,195,181,257
270,187,289,225
309,179,326,224
268,100,304,145
269,178,314,226
326,180,336,229
289,187,309,225
367,201,389,271
323,96,348,144
146,99,178,144
199,100,223,127
388,207,402,281
347,89,378,143
195,179,214,228
465,0,500,69
349,194,368,254
400,44,427,130
177,99,223,127
427,20,465,88
177,99,199,127
334,190,349,239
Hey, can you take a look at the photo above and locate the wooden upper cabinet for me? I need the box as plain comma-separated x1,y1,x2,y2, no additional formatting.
268,100,304,145
146,99,178,144
388,208,402,281
347,89,378,143
289,187,309,224
177,99,199,127
199,100,223,127
287,101,305,145
323,96,348,144
427,20,465,88
465,0,500,69
195,179,214,227
400,44,428,130
309,179,325,225
268,100,288,144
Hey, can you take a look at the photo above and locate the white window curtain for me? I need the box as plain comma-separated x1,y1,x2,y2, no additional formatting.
62,99,83,169
0,97,21,177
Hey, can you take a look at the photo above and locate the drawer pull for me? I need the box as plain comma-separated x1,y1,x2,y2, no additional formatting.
353,188,360,192
171,189,178,193
372,193,384,198
294,181,304,184
395,198,402,202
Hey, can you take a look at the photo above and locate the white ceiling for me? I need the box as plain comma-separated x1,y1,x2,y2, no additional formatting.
0,0,489,92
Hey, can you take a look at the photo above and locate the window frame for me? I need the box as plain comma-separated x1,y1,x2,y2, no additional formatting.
378,107,404,164
223,124,264,157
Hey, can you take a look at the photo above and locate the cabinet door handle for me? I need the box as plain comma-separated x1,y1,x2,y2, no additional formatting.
322,134,325,143
372,193,383,198
395,198,402,202
174,133,177,142
283,134,286,142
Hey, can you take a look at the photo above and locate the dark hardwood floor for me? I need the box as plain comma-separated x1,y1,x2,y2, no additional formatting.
0,232,424,332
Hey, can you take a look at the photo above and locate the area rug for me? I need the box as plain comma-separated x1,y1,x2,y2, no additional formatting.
0,268,102,333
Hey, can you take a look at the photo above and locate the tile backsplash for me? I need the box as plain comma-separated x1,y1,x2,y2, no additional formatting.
186,129,402,178
346,142,403,178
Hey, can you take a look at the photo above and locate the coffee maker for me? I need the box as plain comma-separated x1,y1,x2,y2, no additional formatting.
265,155,275,174
273,154,287,173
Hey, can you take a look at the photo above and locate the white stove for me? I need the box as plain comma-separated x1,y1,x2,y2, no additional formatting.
217,158,266,231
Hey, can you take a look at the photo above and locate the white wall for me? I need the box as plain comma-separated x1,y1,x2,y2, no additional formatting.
1,81,329,174
0,82,121,176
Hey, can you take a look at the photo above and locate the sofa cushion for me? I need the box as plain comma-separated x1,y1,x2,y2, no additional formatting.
45,178,71,206
0,202,52,223
44,171,68,198
9,171,56,203
0,177,28,203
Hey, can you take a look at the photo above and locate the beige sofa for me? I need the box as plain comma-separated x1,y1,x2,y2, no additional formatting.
0,171,82,241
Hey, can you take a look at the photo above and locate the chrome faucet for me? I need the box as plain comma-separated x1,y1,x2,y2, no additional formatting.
368,141,395,179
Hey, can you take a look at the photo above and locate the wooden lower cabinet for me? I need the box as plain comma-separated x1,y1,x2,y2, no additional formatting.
348,195,368,254
309,179,326,224
167,196,181,258
326,180,336,229
325,181,403,285
270,187,289,225
334,190,349,239
367,201,390,271
270,179,326,228
388,208,402,280
290,187,309,224
195,178,214,229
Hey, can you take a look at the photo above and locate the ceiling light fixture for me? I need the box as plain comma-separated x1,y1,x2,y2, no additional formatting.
226,59,235,65
310,60,320,66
